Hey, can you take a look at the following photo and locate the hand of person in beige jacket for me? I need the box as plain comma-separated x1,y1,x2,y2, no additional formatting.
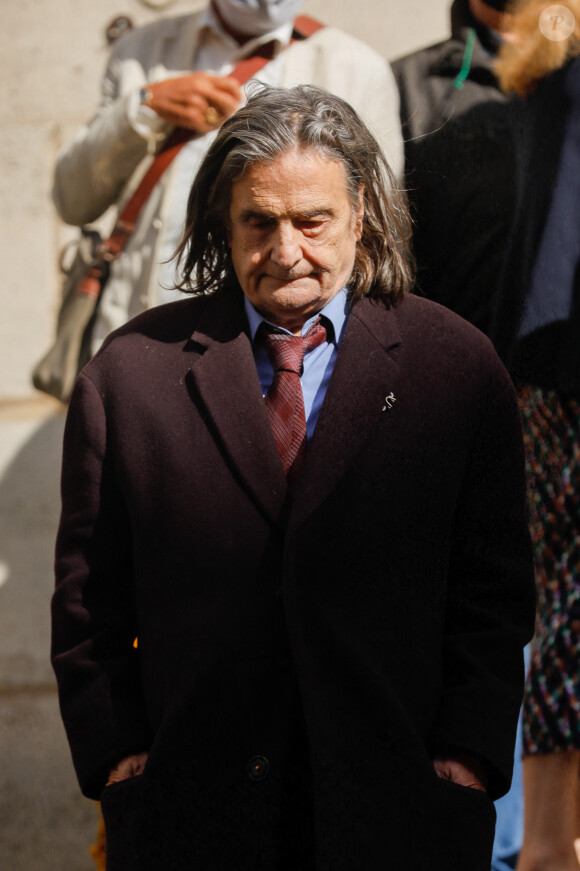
143,72,241,133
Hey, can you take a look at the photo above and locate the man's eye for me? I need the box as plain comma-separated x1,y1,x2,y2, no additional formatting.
249,217,274,229
300,220,324,232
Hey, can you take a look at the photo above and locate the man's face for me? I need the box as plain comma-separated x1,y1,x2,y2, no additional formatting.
212,0,305,36
228,148,363,334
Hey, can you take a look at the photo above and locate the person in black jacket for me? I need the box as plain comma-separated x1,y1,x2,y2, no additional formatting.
393,0,515,336
393,5,523,870
494,6,580,867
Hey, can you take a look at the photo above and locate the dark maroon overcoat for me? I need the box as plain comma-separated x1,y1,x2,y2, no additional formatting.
51,288,535,871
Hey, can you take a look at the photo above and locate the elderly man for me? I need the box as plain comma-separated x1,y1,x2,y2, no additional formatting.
51,85,534,871
52,0,403,354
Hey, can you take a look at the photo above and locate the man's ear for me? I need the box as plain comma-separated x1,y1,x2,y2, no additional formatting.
354,185,364,241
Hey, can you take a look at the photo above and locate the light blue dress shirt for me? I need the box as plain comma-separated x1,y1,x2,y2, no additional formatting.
244,288,350,440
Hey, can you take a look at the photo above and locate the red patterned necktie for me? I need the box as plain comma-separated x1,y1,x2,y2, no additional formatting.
259,318,327,484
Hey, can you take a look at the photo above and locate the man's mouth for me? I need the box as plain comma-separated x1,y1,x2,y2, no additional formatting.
263,271,314,284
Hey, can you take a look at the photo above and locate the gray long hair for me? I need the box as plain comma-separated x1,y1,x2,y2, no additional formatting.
174,84,414,304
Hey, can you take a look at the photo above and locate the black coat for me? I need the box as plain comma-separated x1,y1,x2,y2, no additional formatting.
393,0,516,336
51,289,535,871
491,57,580,394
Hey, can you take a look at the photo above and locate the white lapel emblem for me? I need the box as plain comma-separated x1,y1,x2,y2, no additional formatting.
381,392,396,412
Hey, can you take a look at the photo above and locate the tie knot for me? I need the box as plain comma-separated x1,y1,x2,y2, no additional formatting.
259,319,327,375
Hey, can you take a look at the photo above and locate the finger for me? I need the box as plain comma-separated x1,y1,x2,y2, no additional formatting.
106,765,128,786
211,91,241,118
187,93,237,131
207,74,243,98
433,759,486,792
105,753,148,786
131,752,149,776
151,93,234,132
203,105,221,126
197,85,241,118
158,102,214,132
459,775,486,792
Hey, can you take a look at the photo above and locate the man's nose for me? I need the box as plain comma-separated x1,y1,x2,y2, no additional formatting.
271,222,301,269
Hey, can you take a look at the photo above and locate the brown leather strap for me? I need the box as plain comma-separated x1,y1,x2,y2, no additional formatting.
292,14,324,39
98,15,325,268
228,39,278,84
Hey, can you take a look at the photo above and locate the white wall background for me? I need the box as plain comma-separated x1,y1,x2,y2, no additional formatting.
0,2,449,868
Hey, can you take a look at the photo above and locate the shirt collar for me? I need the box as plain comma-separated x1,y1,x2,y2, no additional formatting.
198,5,294,59
244,287,350,343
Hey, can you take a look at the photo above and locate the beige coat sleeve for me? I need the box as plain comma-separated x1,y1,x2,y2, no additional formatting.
51,15,197,227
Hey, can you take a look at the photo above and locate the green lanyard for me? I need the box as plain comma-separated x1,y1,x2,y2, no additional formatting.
454,27,477,89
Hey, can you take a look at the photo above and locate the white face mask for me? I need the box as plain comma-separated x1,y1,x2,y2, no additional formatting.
213,0,305,37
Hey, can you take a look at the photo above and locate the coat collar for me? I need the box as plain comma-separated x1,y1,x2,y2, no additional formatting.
187,289,403,533
188,288,289,527
287,295,402,537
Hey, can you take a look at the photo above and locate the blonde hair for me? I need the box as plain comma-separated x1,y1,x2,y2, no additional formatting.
495,0,580,94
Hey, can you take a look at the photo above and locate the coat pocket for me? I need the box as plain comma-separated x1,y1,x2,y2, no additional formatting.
419,774,497,871
100,774,147,871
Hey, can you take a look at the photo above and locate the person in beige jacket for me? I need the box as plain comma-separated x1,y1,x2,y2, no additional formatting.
53,0,404,353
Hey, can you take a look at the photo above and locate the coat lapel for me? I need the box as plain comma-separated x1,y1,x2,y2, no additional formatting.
288,297,403,536
187,290,288,525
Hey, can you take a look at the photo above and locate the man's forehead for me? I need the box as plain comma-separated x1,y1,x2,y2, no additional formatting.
229,151,350,214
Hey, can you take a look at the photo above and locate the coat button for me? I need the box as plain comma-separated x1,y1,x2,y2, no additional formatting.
247,755,269,782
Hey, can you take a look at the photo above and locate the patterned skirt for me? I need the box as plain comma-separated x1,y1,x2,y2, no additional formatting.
517,384,580,755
